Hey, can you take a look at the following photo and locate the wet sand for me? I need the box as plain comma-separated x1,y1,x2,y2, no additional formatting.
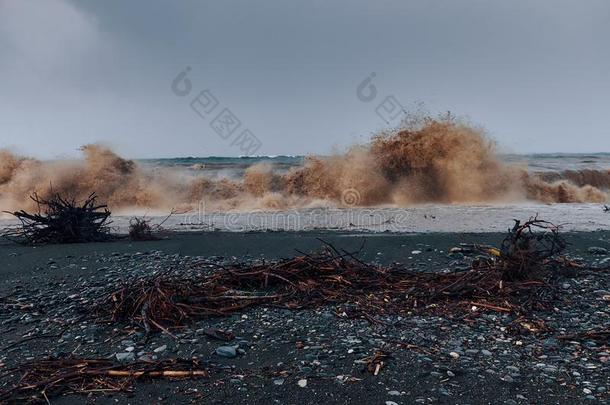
2,230,610,282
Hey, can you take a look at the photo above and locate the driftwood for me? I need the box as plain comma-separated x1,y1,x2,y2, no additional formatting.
0,357,209,404
498,216,566,280
97,218,568,335
557,328,610,342
128,217,158,241
128,211,175,241
3,193,112,245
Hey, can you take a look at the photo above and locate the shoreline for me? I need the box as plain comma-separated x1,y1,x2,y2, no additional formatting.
2,203,610,234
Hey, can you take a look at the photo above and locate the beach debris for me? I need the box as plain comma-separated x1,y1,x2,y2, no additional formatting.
510,318,550,335
128,210,175,241
2,192,112,245
450,218,566,280
497,216,566,280
0,357,209,404
97,221,566,335
200,328,235,342
557,328,610,343
603,205,609,213
128,217,157,241
361,349,391,375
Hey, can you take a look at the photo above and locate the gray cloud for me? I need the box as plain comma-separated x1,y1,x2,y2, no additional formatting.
1,0,609,158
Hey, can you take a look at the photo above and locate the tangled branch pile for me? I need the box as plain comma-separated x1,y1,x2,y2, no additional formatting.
128,211,174,241
128,217,158,241
499,217,566,280
0,357,209,403
98,218,567,334
2,193,112,245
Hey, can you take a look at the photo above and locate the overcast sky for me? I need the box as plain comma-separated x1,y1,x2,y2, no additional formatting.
1,0,609,158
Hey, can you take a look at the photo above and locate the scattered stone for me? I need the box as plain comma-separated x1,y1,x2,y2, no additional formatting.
215,346,238,358
153,345,167,353
588,247,608,255
115,352,135,362
1,234,608,404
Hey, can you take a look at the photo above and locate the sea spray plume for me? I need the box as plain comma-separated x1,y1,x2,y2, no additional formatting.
369,118,523,203
0,145,182,213
283,116,608,205
0,150,45,210
538,169,610,189
283,147,391,205
283,117,523,204
0,149,29,185
243,163,281,196
523,175,606,203
0,116,609,213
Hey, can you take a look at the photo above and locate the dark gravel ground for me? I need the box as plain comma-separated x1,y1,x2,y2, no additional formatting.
0,231,609,404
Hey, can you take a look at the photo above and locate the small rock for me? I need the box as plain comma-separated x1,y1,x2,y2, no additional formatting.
388,390,401,396
115,352,134,362
215,346,238,358
588,247,608,255
449,351,460,359
297,379,307,388
273,378,285,386
543,338,558,349
153,345,167,353
481,349,492,356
